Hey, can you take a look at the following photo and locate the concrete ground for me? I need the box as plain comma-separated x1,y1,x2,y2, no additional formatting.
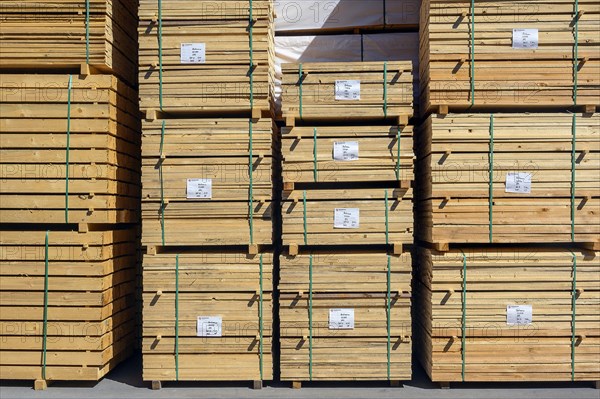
1,353,598,399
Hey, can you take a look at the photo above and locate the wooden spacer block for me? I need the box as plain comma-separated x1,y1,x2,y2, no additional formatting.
438,105,449,115
392,243,403,255
156,335,162,341
147,245,157,255
434,242,450,252
283,182,295,192
79,63,90,76
285,115,296,127
248,244,259,255
151,381,162,390
145,109,157,121
397,114,409,127
34,380,48,391
252,380,263,390
289,243,299,256
156,290,163,297
78,223,89,233
447,289,454,296
583,104,596,114
440,382,450,389
251,108,262,120
298,291,304,297
292,381,302,389
390,380,402,387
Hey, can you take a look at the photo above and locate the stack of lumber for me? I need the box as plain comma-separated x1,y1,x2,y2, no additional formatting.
0,74,141,225
419,0,600,114
142,252,273,382
415,247,600,382
138,0,274,115
0,229,137,383
281,62,414,124
416,113,600,245
0,0,138,86
279,252,412,382
281,125,414,185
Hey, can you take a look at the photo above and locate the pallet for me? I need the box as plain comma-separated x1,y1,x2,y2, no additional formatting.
142,252,273,382
281,61,414,124
281,125,414,184
416,113,600,244
138,0,274,114
415,246,600,382
0,0,139,86
419,0,600,115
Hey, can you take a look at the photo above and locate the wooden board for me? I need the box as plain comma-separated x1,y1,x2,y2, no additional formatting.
281,125,414,184
415,246,600,382
416,113,600,244
281,61,414,123
0,0,138,86
419,0,600,114
138,0,274,114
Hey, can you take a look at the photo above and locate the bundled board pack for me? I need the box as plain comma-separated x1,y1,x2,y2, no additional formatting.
416,113,600,245
419,0,600,114
279,252,412,381
415,247,600,382
0,0,138,86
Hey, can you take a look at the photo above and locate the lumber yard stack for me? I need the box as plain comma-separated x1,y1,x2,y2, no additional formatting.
0,0,140,390
278,60,415,386
138,0,275,388
416,0,600,387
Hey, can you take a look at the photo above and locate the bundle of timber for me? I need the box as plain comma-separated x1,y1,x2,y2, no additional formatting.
0,229,137,384
141,118,273,249
142,252,273,384
414,246,600,383
281,62,414,125
0,74,141,225
279,251,412,383
138,0,274,116
281,125,414,185
282,187,413,250
416,112,600,246
0,0,138,86
419,0,600,114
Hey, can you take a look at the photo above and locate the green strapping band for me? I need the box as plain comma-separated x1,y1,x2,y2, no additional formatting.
308,254,314,381
384,189,390,245
159,120,166,246
303,190,308,245
249,0,254,108
158,0,164,110
313,128,318,182
386,255,392,381
259,254,264,381
569,250,577,381
488,114,494,243
395,127,401,180
175,254,180,381
469,0,475,107
85,0,90,63
383,61,388,117
298,63,303,119
249,119,255,244
65,75,73,224
41,231,50,380
573,0,579,106
460,250,467,382
570,113,577,242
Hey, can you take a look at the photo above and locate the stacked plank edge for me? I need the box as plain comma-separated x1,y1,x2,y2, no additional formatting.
139,0,274,386
0,2,141,386
417,0,600,386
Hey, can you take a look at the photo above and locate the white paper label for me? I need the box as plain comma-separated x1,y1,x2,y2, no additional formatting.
329,308,355,329
505,172,532,194
512,29,539,49
507,305,532,325
335,80,361,100
334,208,359,229
333,141,359,161
181,43,206,63
186,178,212,199
197,316,222,337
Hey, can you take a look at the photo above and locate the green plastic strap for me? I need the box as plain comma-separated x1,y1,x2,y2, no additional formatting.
308,254,314,381
386,255,392,381
249,119,255,244
175,254,180,381
488,114,494,243
384,189,390,245
158,0,164,110
85,0,90,63
573,0,579,106
41,231,50,380
298,63,303,119
259,254,264,381
249,0,254,108
303,190,308,245
159,121,166,246
65,75,73,224
313,128,318,182
570,114,577,242
460,250,467,382
383,61,388,117
569,250,577,381
395,127,401,180
469,0,475,107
